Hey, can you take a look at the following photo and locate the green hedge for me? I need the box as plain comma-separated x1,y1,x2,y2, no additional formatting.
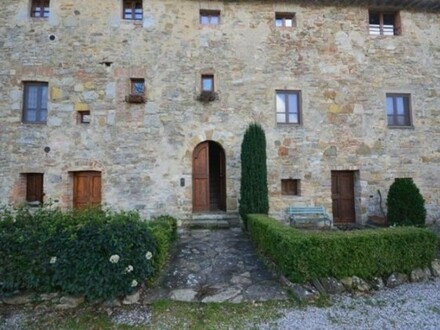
146,215,177,278
247,214,437,283
0,206,176,301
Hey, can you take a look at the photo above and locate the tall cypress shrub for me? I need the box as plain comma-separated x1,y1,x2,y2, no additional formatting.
239,123,269,229
387,178,426,226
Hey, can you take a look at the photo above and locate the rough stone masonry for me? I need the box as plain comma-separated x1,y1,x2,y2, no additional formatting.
0,0,439,223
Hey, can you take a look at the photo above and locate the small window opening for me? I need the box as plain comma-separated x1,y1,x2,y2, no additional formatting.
200,10,220,25
99,61,113,67
78,111,91,124
275,12,296,28
369,11,401,36
131,78,145,95
123,0,143,20
201,74,214,92
281,179,300,196
31,0,50,18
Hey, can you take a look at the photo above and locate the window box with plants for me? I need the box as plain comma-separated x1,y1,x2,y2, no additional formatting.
197,90,218,103
125,94,146,104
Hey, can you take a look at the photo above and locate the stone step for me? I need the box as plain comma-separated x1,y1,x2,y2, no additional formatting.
188,219,231,229
188,212,241,229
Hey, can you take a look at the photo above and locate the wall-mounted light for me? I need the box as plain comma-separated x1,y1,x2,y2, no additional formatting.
180,178,185,187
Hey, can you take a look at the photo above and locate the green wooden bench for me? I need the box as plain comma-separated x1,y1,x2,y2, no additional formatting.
287,206,332,227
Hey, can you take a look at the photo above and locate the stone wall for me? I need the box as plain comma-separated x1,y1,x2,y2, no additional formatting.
0,1,439,222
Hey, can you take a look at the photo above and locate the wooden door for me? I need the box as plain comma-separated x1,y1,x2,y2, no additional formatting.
193,142,210,212
331,171,355,224
193,141,227,212
26,173,43,203
73,171,102,209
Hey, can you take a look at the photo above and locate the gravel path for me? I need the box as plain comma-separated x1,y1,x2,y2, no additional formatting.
262,279,440,330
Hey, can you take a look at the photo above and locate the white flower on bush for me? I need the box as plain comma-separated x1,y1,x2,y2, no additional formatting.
50,257,57,264
145,251,153,260
109,254,120,264
131,280,138,287
125,265,134,273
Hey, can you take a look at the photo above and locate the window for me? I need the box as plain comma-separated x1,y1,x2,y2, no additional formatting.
78,111,91,124
275,12,296,28
26,173,44,204
31,0,50,18
200,10,220,25
282,179,300,196
123,0,143,20
23,82,48,124
276,90,301,124
201,74,214,92
126,78,146,103
386,94,411,127
369,11,401,36
131,78,145,95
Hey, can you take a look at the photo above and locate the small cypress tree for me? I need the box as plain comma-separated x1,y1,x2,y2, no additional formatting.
239,123,269,229
387,178,426,226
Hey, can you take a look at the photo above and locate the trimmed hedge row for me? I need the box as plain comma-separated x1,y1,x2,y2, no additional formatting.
0,206,176,301
247,214,437,283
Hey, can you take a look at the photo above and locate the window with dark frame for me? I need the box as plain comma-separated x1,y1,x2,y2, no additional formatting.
281,179,300,196
22,82,48,124
201,74,214,92
26,173,44,204
200,10,220,25
386,94,412,127
31,0,50,18
275,12,296,27
123,0,143,20
369,11,401,36
276,90,301,124
131,78,145,95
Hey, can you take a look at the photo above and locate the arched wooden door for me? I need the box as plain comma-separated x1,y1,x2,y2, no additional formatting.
193,141,226,212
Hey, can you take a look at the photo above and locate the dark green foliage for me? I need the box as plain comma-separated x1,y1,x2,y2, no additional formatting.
387,178,426,226
239,123,269,229
247,214,437,283
145,215,177,279
0,206,176,301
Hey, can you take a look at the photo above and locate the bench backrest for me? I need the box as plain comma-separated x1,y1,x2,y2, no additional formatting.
287,206,326,215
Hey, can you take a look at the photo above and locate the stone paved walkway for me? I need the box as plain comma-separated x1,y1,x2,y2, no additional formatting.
145,228,287,303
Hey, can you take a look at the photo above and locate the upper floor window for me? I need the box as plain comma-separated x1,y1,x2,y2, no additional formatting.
276,90,301,124
386,94,411,127
23,82,48,124
131,78,145,95
31,0,50,18
123,0,143,20
369,11,401,36
200,10,220,25
275,12,296,28
201,74,214,92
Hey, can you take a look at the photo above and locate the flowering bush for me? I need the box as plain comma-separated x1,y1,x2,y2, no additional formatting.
0,206,176,301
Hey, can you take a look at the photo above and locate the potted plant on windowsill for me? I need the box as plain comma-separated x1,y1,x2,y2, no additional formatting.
125,94,146,104
197,90,218,103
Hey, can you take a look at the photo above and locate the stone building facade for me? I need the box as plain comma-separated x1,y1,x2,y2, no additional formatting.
0,0,439,224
